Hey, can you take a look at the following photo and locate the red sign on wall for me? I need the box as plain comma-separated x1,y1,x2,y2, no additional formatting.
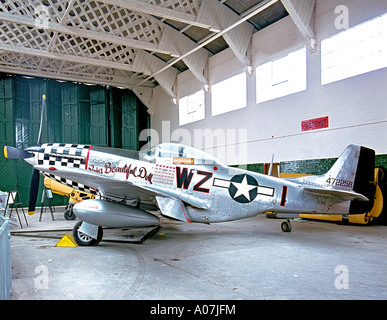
301,116,329,132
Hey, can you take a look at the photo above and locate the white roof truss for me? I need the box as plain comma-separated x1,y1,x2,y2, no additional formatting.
280,0,316,51
0,0,287,106
196,0,255,68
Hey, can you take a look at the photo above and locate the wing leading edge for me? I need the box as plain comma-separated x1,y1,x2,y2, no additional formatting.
35,165,159,203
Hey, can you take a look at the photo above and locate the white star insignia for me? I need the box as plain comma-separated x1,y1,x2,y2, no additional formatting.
231,175,257,201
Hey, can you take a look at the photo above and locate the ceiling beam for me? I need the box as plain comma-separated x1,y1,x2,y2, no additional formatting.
134,0,279,89
0,42,137,73
102,0,221,32
0,11,172,55
132,50,177,99
280,0,316,50
159,27,209,86
196,0,255,68
0,64,148,89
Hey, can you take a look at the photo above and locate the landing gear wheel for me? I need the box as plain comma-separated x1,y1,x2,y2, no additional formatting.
72,221,103,246
64,204,76,220
281,220,292,232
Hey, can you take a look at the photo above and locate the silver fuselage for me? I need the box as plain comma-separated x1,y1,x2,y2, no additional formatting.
26,143,351,224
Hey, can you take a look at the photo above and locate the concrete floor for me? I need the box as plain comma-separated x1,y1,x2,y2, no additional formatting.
9,207,387,300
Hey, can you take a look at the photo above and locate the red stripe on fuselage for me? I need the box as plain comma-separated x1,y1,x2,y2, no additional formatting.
280,185,288,207
85,145,93,170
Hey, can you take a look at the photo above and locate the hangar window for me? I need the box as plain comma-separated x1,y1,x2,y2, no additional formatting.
211,72,247,116
256,47,307,103
179,89,205,126
321,13,387,85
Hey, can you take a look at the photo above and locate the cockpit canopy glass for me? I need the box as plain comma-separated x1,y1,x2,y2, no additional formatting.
140,143,222,165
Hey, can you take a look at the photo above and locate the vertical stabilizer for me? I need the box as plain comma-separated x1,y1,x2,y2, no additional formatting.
322,144,375,213
293,145,375,212
323,144,361,192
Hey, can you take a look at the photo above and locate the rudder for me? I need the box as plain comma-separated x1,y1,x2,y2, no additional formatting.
349,146,375,214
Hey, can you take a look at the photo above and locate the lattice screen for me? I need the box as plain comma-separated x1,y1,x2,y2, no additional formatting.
0,0,212,98
0,0,275,101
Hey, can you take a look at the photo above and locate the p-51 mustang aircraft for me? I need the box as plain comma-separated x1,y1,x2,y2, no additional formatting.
4,96,375,246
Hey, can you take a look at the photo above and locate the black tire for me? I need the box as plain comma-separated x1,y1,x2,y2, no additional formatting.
64,206,76,220
72,221,103,246
281,220,292,232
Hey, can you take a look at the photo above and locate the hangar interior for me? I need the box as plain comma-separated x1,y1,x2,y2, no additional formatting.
1,0,387,301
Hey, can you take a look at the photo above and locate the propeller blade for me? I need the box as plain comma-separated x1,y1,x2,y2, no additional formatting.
5,94,46,215
28,169,40,215
37,94,46,146
4,146,34,159
268,153,274,176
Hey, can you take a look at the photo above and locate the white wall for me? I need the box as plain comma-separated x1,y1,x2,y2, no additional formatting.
150,0,387,165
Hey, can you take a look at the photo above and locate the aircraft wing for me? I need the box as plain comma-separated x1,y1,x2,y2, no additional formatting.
34,165,162,204
34,165,211,211
302,186,369,202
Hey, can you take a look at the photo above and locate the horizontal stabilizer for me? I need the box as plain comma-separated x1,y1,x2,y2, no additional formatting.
303,186,369,202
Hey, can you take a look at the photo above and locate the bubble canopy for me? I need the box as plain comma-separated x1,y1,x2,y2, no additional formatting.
140,143,222,165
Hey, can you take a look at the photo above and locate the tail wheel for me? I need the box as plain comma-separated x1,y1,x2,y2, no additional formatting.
281,220,292,232
73,221,103,246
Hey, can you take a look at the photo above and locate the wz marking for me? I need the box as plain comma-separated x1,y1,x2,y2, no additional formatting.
193,170,213,193
175,167,213,193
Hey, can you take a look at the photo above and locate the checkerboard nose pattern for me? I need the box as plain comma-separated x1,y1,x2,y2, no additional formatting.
37,143,91,168
37,143,98,196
